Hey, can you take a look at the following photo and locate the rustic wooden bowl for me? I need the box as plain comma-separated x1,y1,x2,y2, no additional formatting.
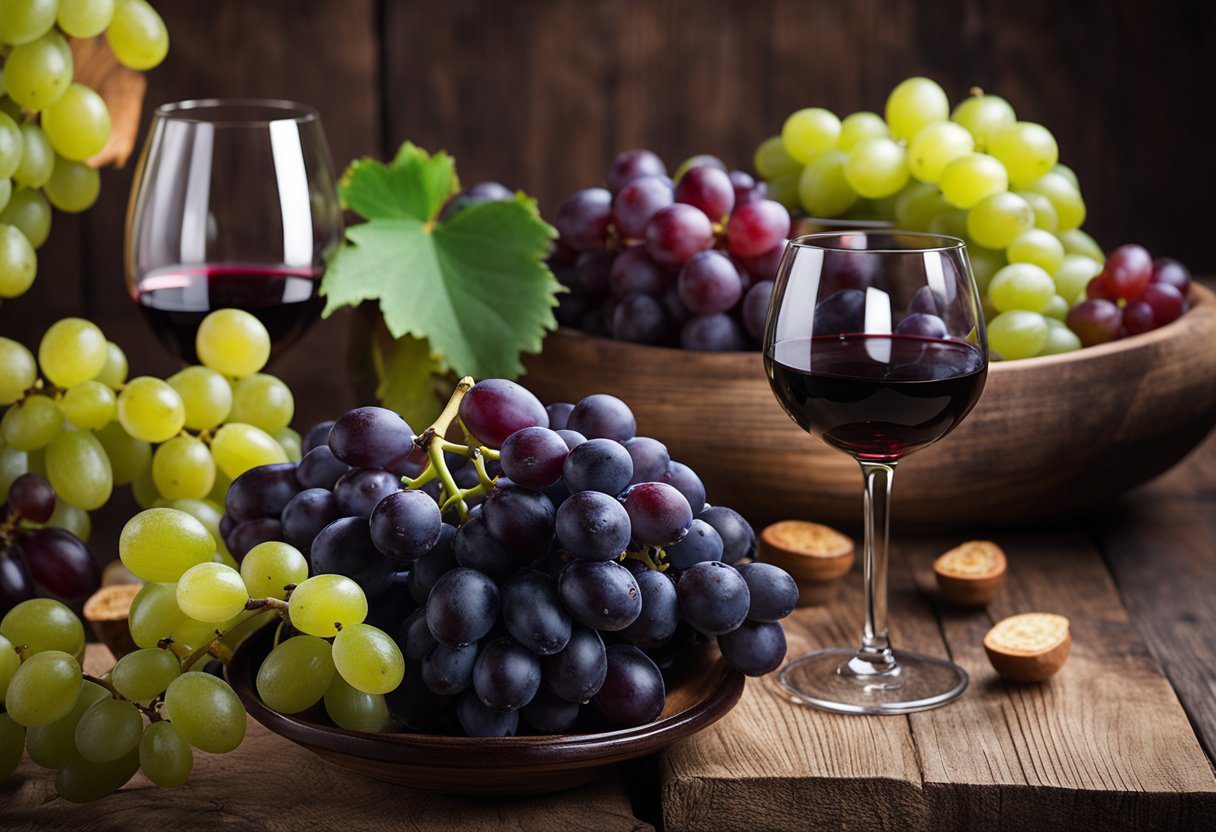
227,629,744,795
523,284,1216,531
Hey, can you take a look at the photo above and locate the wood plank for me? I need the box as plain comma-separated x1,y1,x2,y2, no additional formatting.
2,646,650,832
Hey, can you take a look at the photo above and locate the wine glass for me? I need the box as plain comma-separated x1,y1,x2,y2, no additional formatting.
125,98,343,364
763,231,989,714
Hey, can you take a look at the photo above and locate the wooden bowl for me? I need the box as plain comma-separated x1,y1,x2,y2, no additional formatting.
227,629,744,795
523,284,1216,530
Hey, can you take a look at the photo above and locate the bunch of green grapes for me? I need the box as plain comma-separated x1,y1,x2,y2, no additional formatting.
0,0,170,301
0,309,301,568
755,76,1108,361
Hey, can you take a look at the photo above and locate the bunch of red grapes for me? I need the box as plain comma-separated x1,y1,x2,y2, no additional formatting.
550,150,792,351
1067,245,1192,346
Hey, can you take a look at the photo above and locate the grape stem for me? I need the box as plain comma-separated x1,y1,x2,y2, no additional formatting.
82,673,162,721
180,606,282,672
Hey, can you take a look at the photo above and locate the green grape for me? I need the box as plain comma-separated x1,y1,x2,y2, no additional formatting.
1058,229,1104,263
289,574,368,638
95,340,128,389
61,380,117,429
0,112,22,180
164,498,226,549
46,428,113,510
274,426,302,462
229,373,294,434
210,422,288,480
797,149,857,218
13,123,53,187
45,498,91,541
938,152,1008,209
908,121,974,184
753,135,800,180
128,582,185,648
0,713,24,783
987,310,1048,360
1014,190,1058,233
55,746,140,802
988,122,1058,188
176,562,248,623
781,107,840,164
0,97,19,120
2,31,73,110
1,597,86,656
195,309,270,378
884,76,949,142
167,365,232,430
140,720,192,787
1052,163,1079,189
323,675,390,733
41,84,112,161
837,111,889,151
1052,254,1103,301
0,0,58,44
0,335,37,404
0,447,28,503
44,154,101,212
162,672,246,753
106,0,169,70
206,467,231,504
1043,294,1069,322
763,170,800,211
332,623,405,695
1023,171,1085,232
74,698,144,762
966,191,1034,249
241,540,308,601
112,647,181,702
131,466,162,509
0,175,9,212
39,317,107,387
256,634,336,713
117,376,186,443
168,613,234,652
0,634,18,701
0,393,62,450
988,263,1055,313
967,244,1007,295
5,650,82,726
949,93,1015,149
844,137,909,199
1040,318,1082,355
0,186,50,246
26,680,109,767
26,446,45,475
94,420,151,485
926,209,968,241
58,0,116,37
0,222,35,297
152,435,216,500
1006,228,1064,275
120,507,216,583
893,182,950,232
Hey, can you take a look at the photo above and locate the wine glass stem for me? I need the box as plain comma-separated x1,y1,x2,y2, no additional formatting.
858,460,896,670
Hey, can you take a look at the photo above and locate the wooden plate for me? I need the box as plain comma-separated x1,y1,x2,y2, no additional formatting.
227,629,745,795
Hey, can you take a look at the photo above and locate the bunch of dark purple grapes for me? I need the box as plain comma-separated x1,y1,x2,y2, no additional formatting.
0,473,101,614
550,149,792,351
221,378,796,738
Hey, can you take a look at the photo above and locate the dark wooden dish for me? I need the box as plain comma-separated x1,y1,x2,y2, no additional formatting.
523,285,1216,530
227,628,745,795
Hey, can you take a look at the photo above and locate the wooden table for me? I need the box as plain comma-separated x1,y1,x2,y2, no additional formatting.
4,336,1216,832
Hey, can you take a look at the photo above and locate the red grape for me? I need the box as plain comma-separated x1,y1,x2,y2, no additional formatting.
674,166,735,223
1142,282,1186,326
726,199,791,258
611,175,674,239
1066,299,1124,346
7,472,55,523
680,313,748,351
728,170,764,205
611,294,671,344
458,379,549,449
1122,301,1155,335
1150,257,1192,295
677,250,744,315
1100,244,1153,301
575,251,613,296
738,244,785,283
741,280,774,341
644,204,715,268
623,482,692,547
607,149,667,193
20,527,101,602
555,188,613,252
609,245,668,298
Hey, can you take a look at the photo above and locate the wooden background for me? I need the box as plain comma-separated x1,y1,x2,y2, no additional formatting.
2,0,1213,426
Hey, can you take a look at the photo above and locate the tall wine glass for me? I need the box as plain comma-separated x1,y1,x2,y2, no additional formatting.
125,98,342,364
763,231,988,714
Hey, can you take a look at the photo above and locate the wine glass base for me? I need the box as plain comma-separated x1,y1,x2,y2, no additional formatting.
778,647,968,715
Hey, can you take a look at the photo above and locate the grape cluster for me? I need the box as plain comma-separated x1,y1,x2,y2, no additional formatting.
0,309,303,614
550,149,792,351
0,0,170,300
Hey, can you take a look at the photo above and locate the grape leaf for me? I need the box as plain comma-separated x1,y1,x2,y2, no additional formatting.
373,333,446,430
322,143,560,392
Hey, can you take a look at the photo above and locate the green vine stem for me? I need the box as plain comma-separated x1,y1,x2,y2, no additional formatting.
180,604,284,672
83,673,162,721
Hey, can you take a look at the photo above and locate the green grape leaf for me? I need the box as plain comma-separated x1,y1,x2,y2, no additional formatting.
322,143,560,397
373,334,446,430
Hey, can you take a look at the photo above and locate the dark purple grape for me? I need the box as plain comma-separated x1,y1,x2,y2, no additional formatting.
328,407,414,470
739,245,785,284
502,571,572,655
718,620,787,676
555,187,613,252
698,506,756,563
386,670,449,731
309,516,394,596
545,402,574,431
677,561,750,635
458,379,549,449
575,251,614,296
219,513,234,542
661,461,706,513
457,688,519,737
624,482,692,547
664,518,723,570
1143,282,1185,326
369,489,442,561
226,463,300,523
520,686,580,733
408,523,457,604
620,568,679,648
301,421,335,454
611,176,674,239
296,445,351,491
558,559,641,631
398,608,437,664
7,473,54,523
421,641,480,695
439,180,513,221
742,280,774,341
609,244,668,298
226,518,283,560
555,290,590,327
612,294,670,344
365,570,414,633
592,645,665,727
555,490,631,560
333,468,400,519
607,149,667,193
729,169,763,204
1151,257,1192,295
1124,301,1155,335
677,250,743,316
499,427,569,489
662,285,692,323
0,552,36,612
427,567,500,648
814,288,866,337
280,487,340,556
645,203,715,268
907,285,944,316
675,166,734,222
580,306,612,337
556,429,586,450
736,562,797,621
19,528,99,602
473,637,541,712
566,394,636,443
895,313,948,338
681,313,747,351
541,624,606,703
622,437,669,486
562,438,633,495
481,485,555,557
453,515,516,583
